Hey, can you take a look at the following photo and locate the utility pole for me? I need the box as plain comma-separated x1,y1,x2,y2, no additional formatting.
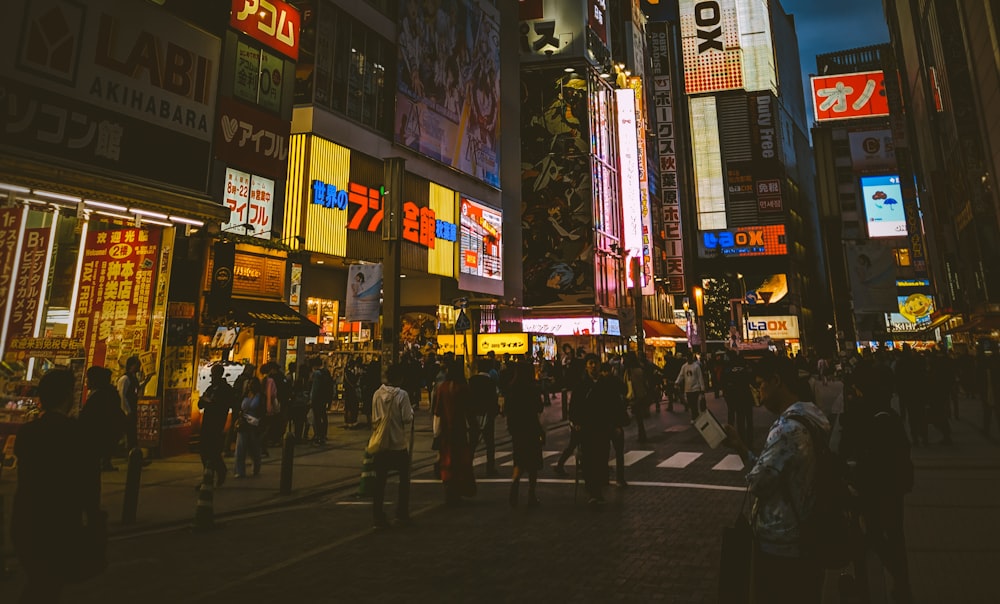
381,158,405,381
631,257,645,358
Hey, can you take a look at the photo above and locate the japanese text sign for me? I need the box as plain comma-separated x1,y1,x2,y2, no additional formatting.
811,71,890,122
231,0,300,60
698,225,787,258
214,96,289,179
0,209,22,309
5,227,50,349
223,167,274,238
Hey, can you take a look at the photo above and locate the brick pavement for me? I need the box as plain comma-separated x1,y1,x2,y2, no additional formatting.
0,390,998,602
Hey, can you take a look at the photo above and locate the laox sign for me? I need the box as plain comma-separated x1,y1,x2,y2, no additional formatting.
694,1,723,53
747,319,788,331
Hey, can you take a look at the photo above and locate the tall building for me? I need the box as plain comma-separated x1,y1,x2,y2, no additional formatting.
676,0,822,352
883,0,1000,347
812,45,936,351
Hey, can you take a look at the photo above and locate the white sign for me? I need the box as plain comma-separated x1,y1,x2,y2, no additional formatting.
2,0,220,142
223,168,274,238
345,264,383,323
616,88,643,284
522,316,610,336
745,315,800,340
848,129,896,170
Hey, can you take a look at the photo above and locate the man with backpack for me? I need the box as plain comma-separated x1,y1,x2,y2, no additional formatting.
309,357,334,445
723,354,833,603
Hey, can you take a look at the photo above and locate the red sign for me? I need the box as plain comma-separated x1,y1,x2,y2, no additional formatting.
214,96,290,179
230,0,300,60
402,201,436,248
5,228,50,348
811,71,890,122
0,208,22,310
73,228,162,373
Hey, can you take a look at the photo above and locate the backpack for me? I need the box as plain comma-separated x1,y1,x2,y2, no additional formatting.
786,413,855,569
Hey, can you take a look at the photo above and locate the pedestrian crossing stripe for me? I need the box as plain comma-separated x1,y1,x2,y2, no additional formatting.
475,449,744,471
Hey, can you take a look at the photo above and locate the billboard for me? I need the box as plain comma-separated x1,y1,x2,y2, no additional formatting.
223,168,274,238
691,97,727,230
230,0,300,60
849,129,896,171
811,71,891,122
520,69,594,307
860,175,907,238
698,225,787,258
844,240,897,313
896,279,934,325
745,315,800,340
396,0,500,187
459,196,503,288
680,0,743,94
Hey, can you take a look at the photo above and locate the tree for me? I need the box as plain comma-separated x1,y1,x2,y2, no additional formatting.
702,278,734,342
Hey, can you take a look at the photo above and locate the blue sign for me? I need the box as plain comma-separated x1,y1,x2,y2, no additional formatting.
311,180,348,210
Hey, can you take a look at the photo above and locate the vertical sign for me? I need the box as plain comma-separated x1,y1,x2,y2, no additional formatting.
648,22,685,294
0,208,23,309
4,227,50,348
223,167,274,237
632,78,655,296
616,87,643,284
73,228,162,373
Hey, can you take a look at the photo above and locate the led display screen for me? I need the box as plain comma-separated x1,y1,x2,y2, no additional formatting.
860,174,908,238
616,88,643,283
698,224,787,258
459,196,502,281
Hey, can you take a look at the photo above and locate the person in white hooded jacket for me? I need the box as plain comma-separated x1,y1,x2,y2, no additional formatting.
675,353,707,421
369,364,415,528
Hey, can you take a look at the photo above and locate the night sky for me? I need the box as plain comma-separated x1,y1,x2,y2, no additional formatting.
779,0,891,125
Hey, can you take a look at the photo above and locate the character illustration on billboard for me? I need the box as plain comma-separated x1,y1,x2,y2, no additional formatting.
521,70,594,307
845,241,897,313
395,0,500,187
400,312,438,347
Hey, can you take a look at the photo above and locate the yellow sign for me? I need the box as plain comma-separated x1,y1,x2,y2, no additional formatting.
477,333,529,355
436,334,469,356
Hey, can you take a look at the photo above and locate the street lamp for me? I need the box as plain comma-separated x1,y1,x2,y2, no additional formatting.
693,286,707,356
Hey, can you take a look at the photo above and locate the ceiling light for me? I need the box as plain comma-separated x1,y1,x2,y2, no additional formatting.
316,260,325,264
169,216,204,227
564,66,575,72
84,199,128,212
600,73,611,78
34,190,81,203
130,208,169,220
141,218,173,227
93,210,134,222
0,183,31,194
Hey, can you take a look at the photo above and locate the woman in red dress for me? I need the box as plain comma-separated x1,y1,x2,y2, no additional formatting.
433,360,477,504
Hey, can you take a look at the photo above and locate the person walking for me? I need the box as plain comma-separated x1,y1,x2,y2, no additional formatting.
343,358,361,429
723,354,830,603
601,362,630,488
894,344,929,446
234,377,264,479
13,368,104,603
505,358,545,507
570,353,620,505
80,366,125,472
468,358,501,476
309,357,334,444
259,364,279,455
675,353,707,422
288,363,311,441
623,352,649,443
433,360,477,505
117,355,152,454
225,363,256,457
198,365,237,487
369,364,415,529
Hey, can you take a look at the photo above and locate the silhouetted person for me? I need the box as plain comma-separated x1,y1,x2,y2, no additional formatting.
117,355,152,453
570,353,619,505
469,358,500,476
199,365,237,486
13,368,104,603
80,366,125,472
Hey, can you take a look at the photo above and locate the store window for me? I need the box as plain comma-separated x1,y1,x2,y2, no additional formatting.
303,2,395,135
306,297,340,344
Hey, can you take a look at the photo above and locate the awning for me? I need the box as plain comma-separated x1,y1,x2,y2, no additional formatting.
643,319,687,339
945,314,1000,335
228,299,319,338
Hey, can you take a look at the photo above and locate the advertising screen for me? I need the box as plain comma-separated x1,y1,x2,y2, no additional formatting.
698,225,787,258
848,129,895,171
690,97,727,230
616,88,643,280
811,71,891,122
679,0,743,94
896,279,934,326
459,196,502,281
396,0,500,186
860,175,908,238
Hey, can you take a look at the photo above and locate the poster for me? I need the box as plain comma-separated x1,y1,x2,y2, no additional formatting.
844,240,897,313
4,227,49,349
72,227,162,375
395,0,500,187
345,263,382,323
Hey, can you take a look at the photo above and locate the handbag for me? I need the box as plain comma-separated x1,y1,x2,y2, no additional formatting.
718,488,753,604
366,417,390,455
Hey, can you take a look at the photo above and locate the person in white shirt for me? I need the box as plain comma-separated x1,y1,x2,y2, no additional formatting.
675,353,707,422
368,364,415,529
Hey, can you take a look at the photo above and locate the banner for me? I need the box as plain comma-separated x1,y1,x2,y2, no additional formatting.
844,240,897,313
0,208,24,320
345,264,382,323
73,227,162,374
5,227,50,349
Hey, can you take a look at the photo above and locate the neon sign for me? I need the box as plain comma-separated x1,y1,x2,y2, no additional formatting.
698,225,787,258
310,179,455,247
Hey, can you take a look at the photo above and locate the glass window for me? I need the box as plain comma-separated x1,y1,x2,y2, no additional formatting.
309,2,395,136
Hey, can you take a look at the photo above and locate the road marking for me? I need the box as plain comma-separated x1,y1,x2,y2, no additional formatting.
712,454,745,471
473,452,511,466
409,478,743,492
657,452,702,468
503,451,559,467
664,425,690,432
622,450,654,465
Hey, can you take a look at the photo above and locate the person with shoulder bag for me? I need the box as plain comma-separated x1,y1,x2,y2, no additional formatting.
234,377,264,479
369,364,415,528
